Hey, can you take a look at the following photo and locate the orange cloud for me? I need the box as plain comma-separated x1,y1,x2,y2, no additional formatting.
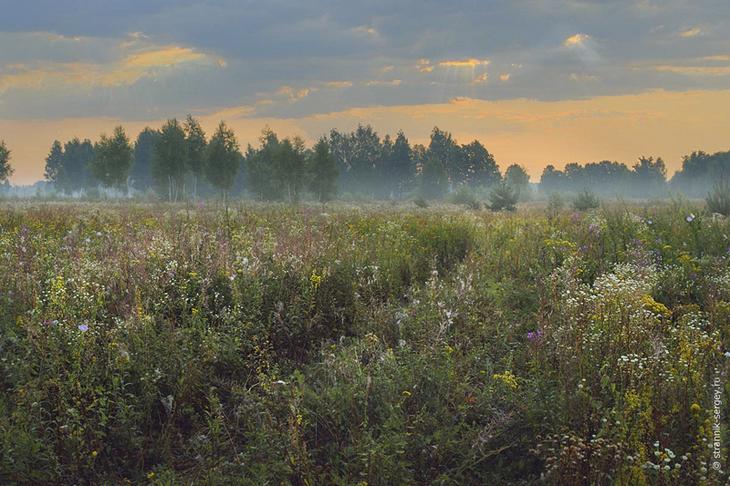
679,27,702,38
438,58,490,68
653,64,730,76
563,33,591,47
323,81,353,89
364,79,402,86
0,42,225,92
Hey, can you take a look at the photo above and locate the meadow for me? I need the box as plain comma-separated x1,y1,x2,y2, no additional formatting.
0,200,728,485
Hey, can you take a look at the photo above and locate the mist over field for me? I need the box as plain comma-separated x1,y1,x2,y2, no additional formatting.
2,1,730,485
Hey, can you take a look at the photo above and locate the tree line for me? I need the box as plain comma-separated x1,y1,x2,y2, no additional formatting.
0,122,727,201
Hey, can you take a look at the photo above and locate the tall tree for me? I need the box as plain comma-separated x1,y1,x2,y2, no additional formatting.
308,138,338,203
461,140,501,187
539,164,565,194
153,119,188,201
351,124,382,196
44,140,64,186
130,128,160,193
205,121,240,199
90,127,133,190
382,131,413,199
420,156,448,199
428,127,459,188
632,156,667,197
245,127,281,200
184,115,207,199
273,137,306,203
0,141,12,184
504,164,530,200
49,138,95,194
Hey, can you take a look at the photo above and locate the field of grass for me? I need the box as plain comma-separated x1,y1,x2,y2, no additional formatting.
0,200,729,484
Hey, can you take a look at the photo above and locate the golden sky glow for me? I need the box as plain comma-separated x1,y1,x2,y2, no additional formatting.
2,2,730,185
0,45,222,92
5,89,730,184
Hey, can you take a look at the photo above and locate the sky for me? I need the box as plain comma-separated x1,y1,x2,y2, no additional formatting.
1,0,730,184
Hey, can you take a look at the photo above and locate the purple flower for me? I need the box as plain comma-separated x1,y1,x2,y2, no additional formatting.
78,324,89,332
686,214,695,223
527,329,543,343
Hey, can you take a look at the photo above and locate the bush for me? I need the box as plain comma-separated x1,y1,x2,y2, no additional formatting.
571,190,600,211
547,192,565,213
488,183,518,211
413,196,429,208
706,180,730,216
449,186,481,210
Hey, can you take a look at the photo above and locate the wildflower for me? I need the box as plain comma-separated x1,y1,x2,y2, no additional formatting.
492,371,519,389
527,329,543,343
78,324,88,332
402,390,412,397
686,213,696,223
690,403,701,414
310,271,322,289
646,219,653,226
91,450,98,458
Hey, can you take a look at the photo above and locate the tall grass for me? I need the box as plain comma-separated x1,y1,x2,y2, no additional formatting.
0,201,728,484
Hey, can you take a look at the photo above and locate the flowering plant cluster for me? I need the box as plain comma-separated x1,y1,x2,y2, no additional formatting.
0,201,727,484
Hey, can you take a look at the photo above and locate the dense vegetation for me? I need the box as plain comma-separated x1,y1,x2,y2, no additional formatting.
1,200,729,484
3,122,728,202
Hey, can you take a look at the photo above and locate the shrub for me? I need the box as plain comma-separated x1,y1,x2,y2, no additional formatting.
547,192,565,213
413,196,429,208
571,190,600,211
449,186,481,210
706,180,730,216
488,183,518,211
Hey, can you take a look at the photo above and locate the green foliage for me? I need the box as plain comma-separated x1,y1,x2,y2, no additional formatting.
130,128,160,193
153,119,188,201
0,141,12,184
572,190,600,211
420,157,448,200
205,121,240,196
488,182,518,211
547,191,565,214
273,137,306,203
706,180,730,216
449,186,481,209
308,138,338,203
1,195,728,484
90,126,133,189
184,115,207,198
44,138,95,194
504,164,530,200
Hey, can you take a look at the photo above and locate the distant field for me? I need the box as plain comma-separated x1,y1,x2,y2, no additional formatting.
0,201,728,484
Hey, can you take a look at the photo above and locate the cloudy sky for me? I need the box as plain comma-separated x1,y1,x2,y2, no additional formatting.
2,0,730,183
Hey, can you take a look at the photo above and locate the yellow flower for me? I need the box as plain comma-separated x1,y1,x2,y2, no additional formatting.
690,403,701,414
310,271,322,289
641,294,670,318
402,390,412,397
492,371,519,390
91,450,98,458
